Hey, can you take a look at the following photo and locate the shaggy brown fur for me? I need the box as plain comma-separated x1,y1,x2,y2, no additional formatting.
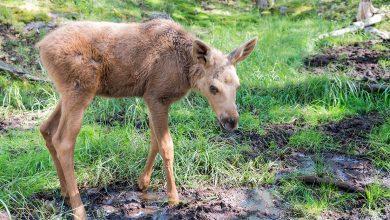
38,19,257,219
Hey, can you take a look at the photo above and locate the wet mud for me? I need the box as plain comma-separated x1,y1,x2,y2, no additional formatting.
279,152,389,188
31,186,285,219
15,112,388,219
304,41,390,83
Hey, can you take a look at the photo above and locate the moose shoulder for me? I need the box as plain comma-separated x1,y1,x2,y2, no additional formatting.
37,19,257,219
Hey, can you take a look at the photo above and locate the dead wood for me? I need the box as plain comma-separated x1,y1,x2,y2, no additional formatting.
364,27,390,39
256,0,275,10
0,60,50,83
295,175,366,193
319,12,389,39
357,0,379,21
362,83,389,93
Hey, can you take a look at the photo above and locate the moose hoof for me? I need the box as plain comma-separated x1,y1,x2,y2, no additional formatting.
168,192,179,205
73,206,87,220
137,175,150,191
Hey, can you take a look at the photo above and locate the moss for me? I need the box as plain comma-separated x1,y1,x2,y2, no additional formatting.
0,6,50,25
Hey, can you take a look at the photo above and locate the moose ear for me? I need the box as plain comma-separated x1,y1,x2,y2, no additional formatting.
228,37,258,65
193,39,212,65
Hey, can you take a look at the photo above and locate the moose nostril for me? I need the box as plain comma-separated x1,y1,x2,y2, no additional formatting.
228,117,236,127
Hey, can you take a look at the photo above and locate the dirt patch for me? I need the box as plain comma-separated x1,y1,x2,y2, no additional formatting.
29,186,286,219
95,111,148,130
304,41,390,83
226,123,299,159
0,110,47,133
234,112,384,158
319,112,384,154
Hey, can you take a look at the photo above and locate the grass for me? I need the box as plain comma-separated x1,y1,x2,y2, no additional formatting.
0,0,389,218
289,129,336,152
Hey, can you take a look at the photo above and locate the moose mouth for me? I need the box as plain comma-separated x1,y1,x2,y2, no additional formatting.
218,116,238,132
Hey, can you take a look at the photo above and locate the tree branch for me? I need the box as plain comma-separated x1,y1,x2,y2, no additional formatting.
0,60,50,83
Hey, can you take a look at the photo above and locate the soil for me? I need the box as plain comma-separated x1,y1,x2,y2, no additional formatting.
30,186,286,219
227,123,299,159
0,110,48,133
304,41,390,83
95,111,148,131
233,112,385,159
26,148,390,220
320,111,384,154
5,110,388,219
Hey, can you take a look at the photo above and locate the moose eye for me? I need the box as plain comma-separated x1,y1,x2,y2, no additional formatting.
209,85,219,95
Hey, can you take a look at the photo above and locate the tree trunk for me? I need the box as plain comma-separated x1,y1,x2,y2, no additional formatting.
357,0,378,21
256,0,275,10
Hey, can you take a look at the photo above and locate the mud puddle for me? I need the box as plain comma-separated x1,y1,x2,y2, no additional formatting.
278,152,389,188
304,40,390,83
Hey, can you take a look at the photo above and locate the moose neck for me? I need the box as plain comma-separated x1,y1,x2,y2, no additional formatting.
172,39,204,90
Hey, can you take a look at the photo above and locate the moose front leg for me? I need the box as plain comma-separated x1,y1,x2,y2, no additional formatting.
145,100,179,204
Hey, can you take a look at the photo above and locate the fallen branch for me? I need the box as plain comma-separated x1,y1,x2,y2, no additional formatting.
364,26,390,39
319,12,389,39
0,60,50,83
296,175,366,193
362,82,389,93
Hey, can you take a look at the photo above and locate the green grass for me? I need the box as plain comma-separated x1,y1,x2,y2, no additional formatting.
0,0,389,218
289,129,336,152
369,119,390,171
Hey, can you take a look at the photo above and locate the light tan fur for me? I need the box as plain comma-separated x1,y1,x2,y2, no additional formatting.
38,19,257,219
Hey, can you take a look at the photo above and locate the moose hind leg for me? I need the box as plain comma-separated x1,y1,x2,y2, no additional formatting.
138,118,159,191
40,101,68,198
52,92,94,220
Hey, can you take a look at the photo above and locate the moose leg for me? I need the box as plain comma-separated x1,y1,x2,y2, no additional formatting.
40,101,68,198
138,117,158,191
52,93,93,220
146,100,179,204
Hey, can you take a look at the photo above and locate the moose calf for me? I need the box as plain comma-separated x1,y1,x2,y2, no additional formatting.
38,19,257,219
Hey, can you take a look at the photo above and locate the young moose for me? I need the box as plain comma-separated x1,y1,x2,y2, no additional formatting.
38,19,257,219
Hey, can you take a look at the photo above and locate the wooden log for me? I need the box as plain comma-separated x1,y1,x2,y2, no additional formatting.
296,175,366,193
319,12,389,39
0,60,50,83
362,83,389,93
364,27,390,39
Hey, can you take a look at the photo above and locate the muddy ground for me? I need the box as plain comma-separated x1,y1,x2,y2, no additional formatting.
16,112,388,219
320,112,384,154
304,40,390,83
32,186,286,219
27,151,388,219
